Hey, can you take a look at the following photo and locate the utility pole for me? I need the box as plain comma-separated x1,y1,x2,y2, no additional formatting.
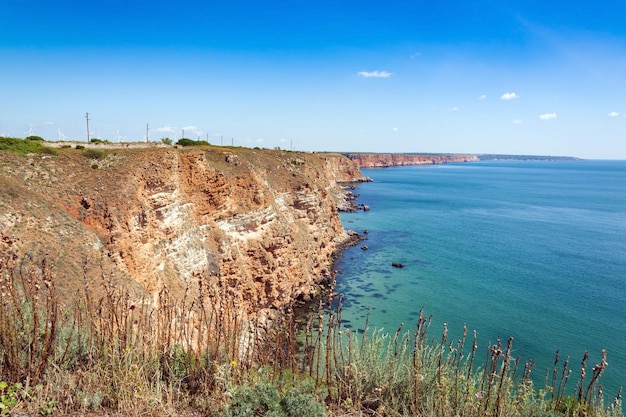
182,129,185,139
85,112,90,142
232,137,234,146
146,123,149,143
221,135,223,146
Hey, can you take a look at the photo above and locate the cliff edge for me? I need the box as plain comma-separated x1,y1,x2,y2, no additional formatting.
0,146,367,312
343,152,478,167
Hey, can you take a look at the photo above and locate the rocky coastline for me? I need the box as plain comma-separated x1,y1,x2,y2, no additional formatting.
0,146,369,317
343,152,479,167
342,152,580,168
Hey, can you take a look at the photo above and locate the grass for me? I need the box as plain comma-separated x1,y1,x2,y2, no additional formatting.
81,148,107,160
0,136,57,156
0,252,622,416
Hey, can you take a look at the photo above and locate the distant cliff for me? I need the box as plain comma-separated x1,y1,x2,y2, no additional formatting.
0,146,367,312
343,153,479,168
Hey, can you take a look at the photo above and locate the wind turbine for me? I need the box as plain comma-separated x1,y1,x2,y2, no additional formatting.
112,130,126,142
58,129,67,141
24,125,35,137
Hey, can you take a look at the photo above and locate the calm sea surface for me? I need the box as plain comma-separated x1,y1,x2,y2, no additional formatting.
334,160,626,399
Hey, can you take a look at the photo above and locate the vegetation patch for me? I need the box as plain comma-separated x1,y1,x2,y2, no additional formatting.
82,148,107,160
176,138,211,147
0,136,56,156
0,252,622,417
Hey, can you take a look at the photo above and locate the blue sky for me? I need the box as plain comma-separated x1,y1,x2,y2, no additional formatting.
1,0,625,158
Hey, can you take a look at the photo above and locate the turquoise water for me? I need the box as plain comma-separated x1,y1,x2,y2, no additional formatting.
334,160,626,399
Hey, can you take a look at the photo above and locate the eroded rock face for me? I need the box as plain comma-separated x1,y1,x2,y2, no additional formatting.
343,153,478,168
0,147,367,311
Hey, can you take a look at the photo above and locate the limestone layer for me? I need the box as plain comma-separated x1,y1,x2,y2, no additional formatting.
0,147,367,310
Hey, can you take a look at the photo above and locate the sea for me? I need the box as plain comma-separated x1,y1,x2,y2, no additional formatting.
333,159,626,400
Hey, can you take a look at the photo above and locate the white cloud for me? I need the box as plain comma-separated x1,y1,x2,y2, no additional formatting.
539,112,557,120
478,94,487,100
155,125,177,133
501,92,520,100
513,119,523,124
449,107,459,111
181,126,204,138
608,111,619,117
357,70,393,78
392,127,399,132
182,125,201,132
410,52,421,59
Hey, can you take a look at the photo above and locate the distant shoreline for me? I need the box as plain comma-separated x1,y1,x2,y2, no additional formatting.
339,152,580,168
476,153,582,161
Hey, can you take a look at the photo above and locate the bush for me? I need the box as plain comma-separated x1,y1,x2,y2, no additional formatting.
25,135,45,141
282,388,325,417
0,137,52,156
176,138,210,147
161,137,172,145
223,383,325,417
224,384,284,417
82,149,107,160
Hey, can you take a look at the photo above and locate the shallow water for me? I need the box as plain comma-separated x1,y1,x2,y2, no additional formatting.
334,160,626,399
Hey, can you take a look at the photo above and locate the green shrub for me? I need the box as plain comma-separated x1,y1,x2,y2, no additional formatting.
223,383,325,417
176,138,210,147
0,381,23,414
82,148,107,160
25,135,45,141
0,137,52,156
161,137,172,145
224,384,284,417
282,387,325,417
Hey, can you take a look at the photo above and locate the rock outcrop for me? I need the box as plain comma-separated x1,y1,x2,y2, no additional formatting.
0,147,367,312
343,153,478,168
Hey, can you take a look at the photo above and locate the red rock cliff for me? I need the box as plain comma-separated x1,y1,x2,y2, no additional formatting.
0,147,366,311
343,153,478,168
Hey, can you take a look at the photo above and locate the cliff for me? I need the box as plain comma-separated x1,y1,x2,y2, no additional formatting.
0,146,367,311
343,153,478,168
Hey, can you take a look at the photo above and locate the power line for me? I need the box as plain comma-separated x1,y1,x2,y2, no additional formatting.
85,112,90,142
